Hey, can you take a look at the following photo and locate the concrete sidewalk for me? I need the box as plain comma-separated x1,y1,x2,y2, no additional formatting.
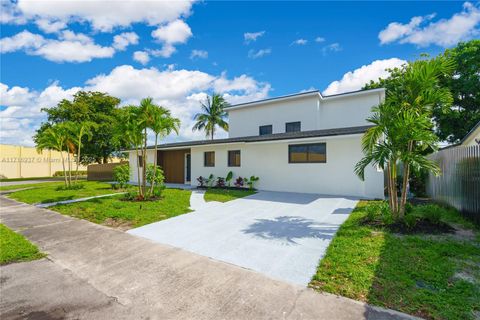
0,196,417,320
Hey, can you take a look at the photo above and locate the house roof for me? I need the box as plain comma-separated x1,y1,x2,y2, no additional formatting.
440,120,480,150
139,125,373,150
225,87,385,111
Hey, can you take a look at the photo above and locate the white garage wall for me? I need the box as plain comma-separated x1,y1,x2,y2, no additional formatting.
190,135,384,199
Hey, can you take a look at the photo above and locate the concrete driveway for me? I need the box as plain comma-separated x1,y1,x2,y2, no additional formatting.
128,191,358,285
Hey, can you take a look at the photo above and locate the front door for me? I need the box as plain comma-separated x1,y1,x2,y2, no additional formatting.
185,154,191,183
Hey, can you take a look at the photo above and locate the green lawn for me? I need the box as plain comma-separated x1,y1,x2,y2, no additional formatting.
51,189,192,229
204,188,256,202
0,176,54,182
6,181,128,204
0,224,45,265
309,201,480,320
0,181,64,191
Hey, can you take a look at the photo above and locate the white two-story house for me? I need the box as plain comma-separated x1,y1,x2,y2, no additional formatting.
127,88,385,199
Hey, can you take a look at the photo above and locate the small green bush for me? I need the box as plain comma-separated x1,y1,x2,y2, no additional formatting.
146,164,164,187
123,190,138,201
55,183,85,191
53,170,87,177
113,164,130,189
403,214,418,230
414,205,443,225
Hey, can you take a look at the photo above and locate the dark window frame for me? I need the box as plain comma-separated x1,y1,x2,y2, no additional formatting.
286,121,301,133
259,124,273,136
288,143,326,163
204,151,215,167
228,150,241,167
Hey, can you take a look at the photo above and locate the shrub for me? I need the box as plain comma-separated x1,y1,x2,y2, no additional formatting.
247,176,259,190
55,183,85,191
364,201,392,224
414,205,443,225
197,176,206,187
226,171,234,187
234,177,244,188
113,164,130,189
146,164,164,187
207,174,215,187
53,170,87,177
403,214,418,230
123,190,138,201
216,177,225,188
152,185,166,198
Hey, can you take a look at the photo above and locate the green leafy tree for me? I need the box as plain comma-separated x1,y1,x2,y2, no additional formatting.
36,91,125,164
192,93,229,140
364,40,480,143
435,40,480,143
356,56,454,218
35,124,70,187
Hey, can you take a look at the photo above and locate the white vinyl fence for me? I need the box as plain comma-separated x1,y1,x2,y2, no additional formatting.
427,145,480,224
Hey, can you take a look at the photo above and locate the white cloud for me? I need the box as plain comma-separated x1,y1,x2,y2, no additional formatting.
133,51,150,65
247,48,271,59
0,30,45,52
244,31,265,43
190,49,208,59
9,0,194,32
322,42,342,54
112,32,139,50
1,65,270,145
35,18,67,33
150,19,192,58
0,30,141,62
379,2,480,47
323,58,406,95
292,38,308,45
315,37,325,43
0,82,80,145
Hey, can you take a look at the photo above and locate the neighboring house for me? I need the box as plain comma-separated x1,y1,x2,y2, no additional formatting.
458,121,480,147
127,88,386,198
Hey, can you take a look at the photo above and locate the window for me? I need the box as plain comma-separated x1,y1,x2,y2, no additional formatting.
286,121,301,133
228,150,241,167
138,155,143,167
204,151,215,167
288,143,326,163
259,125,273,136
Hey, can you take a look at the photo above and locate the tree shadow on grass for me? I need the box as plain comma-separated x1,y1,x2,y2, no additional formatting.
242,216,338,245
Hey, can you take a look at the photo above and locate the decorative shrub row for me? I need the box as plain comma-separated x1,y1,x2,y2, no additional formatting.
53,170,87,177
197,171,259,190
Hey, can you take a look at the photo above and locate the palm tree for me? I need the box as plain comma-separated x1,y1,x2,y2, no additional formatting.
65,121,95,183
192,93,229,140
117,106,144,197
355,56,454,218
145,105,180,194
35,125,69,188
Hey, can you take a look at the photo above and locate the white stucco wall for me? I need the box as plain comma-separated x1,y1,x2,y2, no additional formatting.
128,149,155,183
190,135,384,199
227,90,383,138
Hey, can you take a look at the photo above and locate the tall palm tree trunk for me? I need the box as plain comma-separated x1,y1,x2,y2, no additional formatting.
149,134,158,195
60,151,68,188
142,128,147,196
135,147,142,197
75,140,81,184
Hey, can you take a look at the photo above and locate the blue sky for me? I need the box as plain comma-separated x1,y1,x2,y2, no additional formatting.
1,1,479,145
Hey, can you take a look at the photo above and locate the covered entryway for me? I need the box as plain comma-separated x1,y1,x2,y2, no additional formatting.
156,149,191,183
